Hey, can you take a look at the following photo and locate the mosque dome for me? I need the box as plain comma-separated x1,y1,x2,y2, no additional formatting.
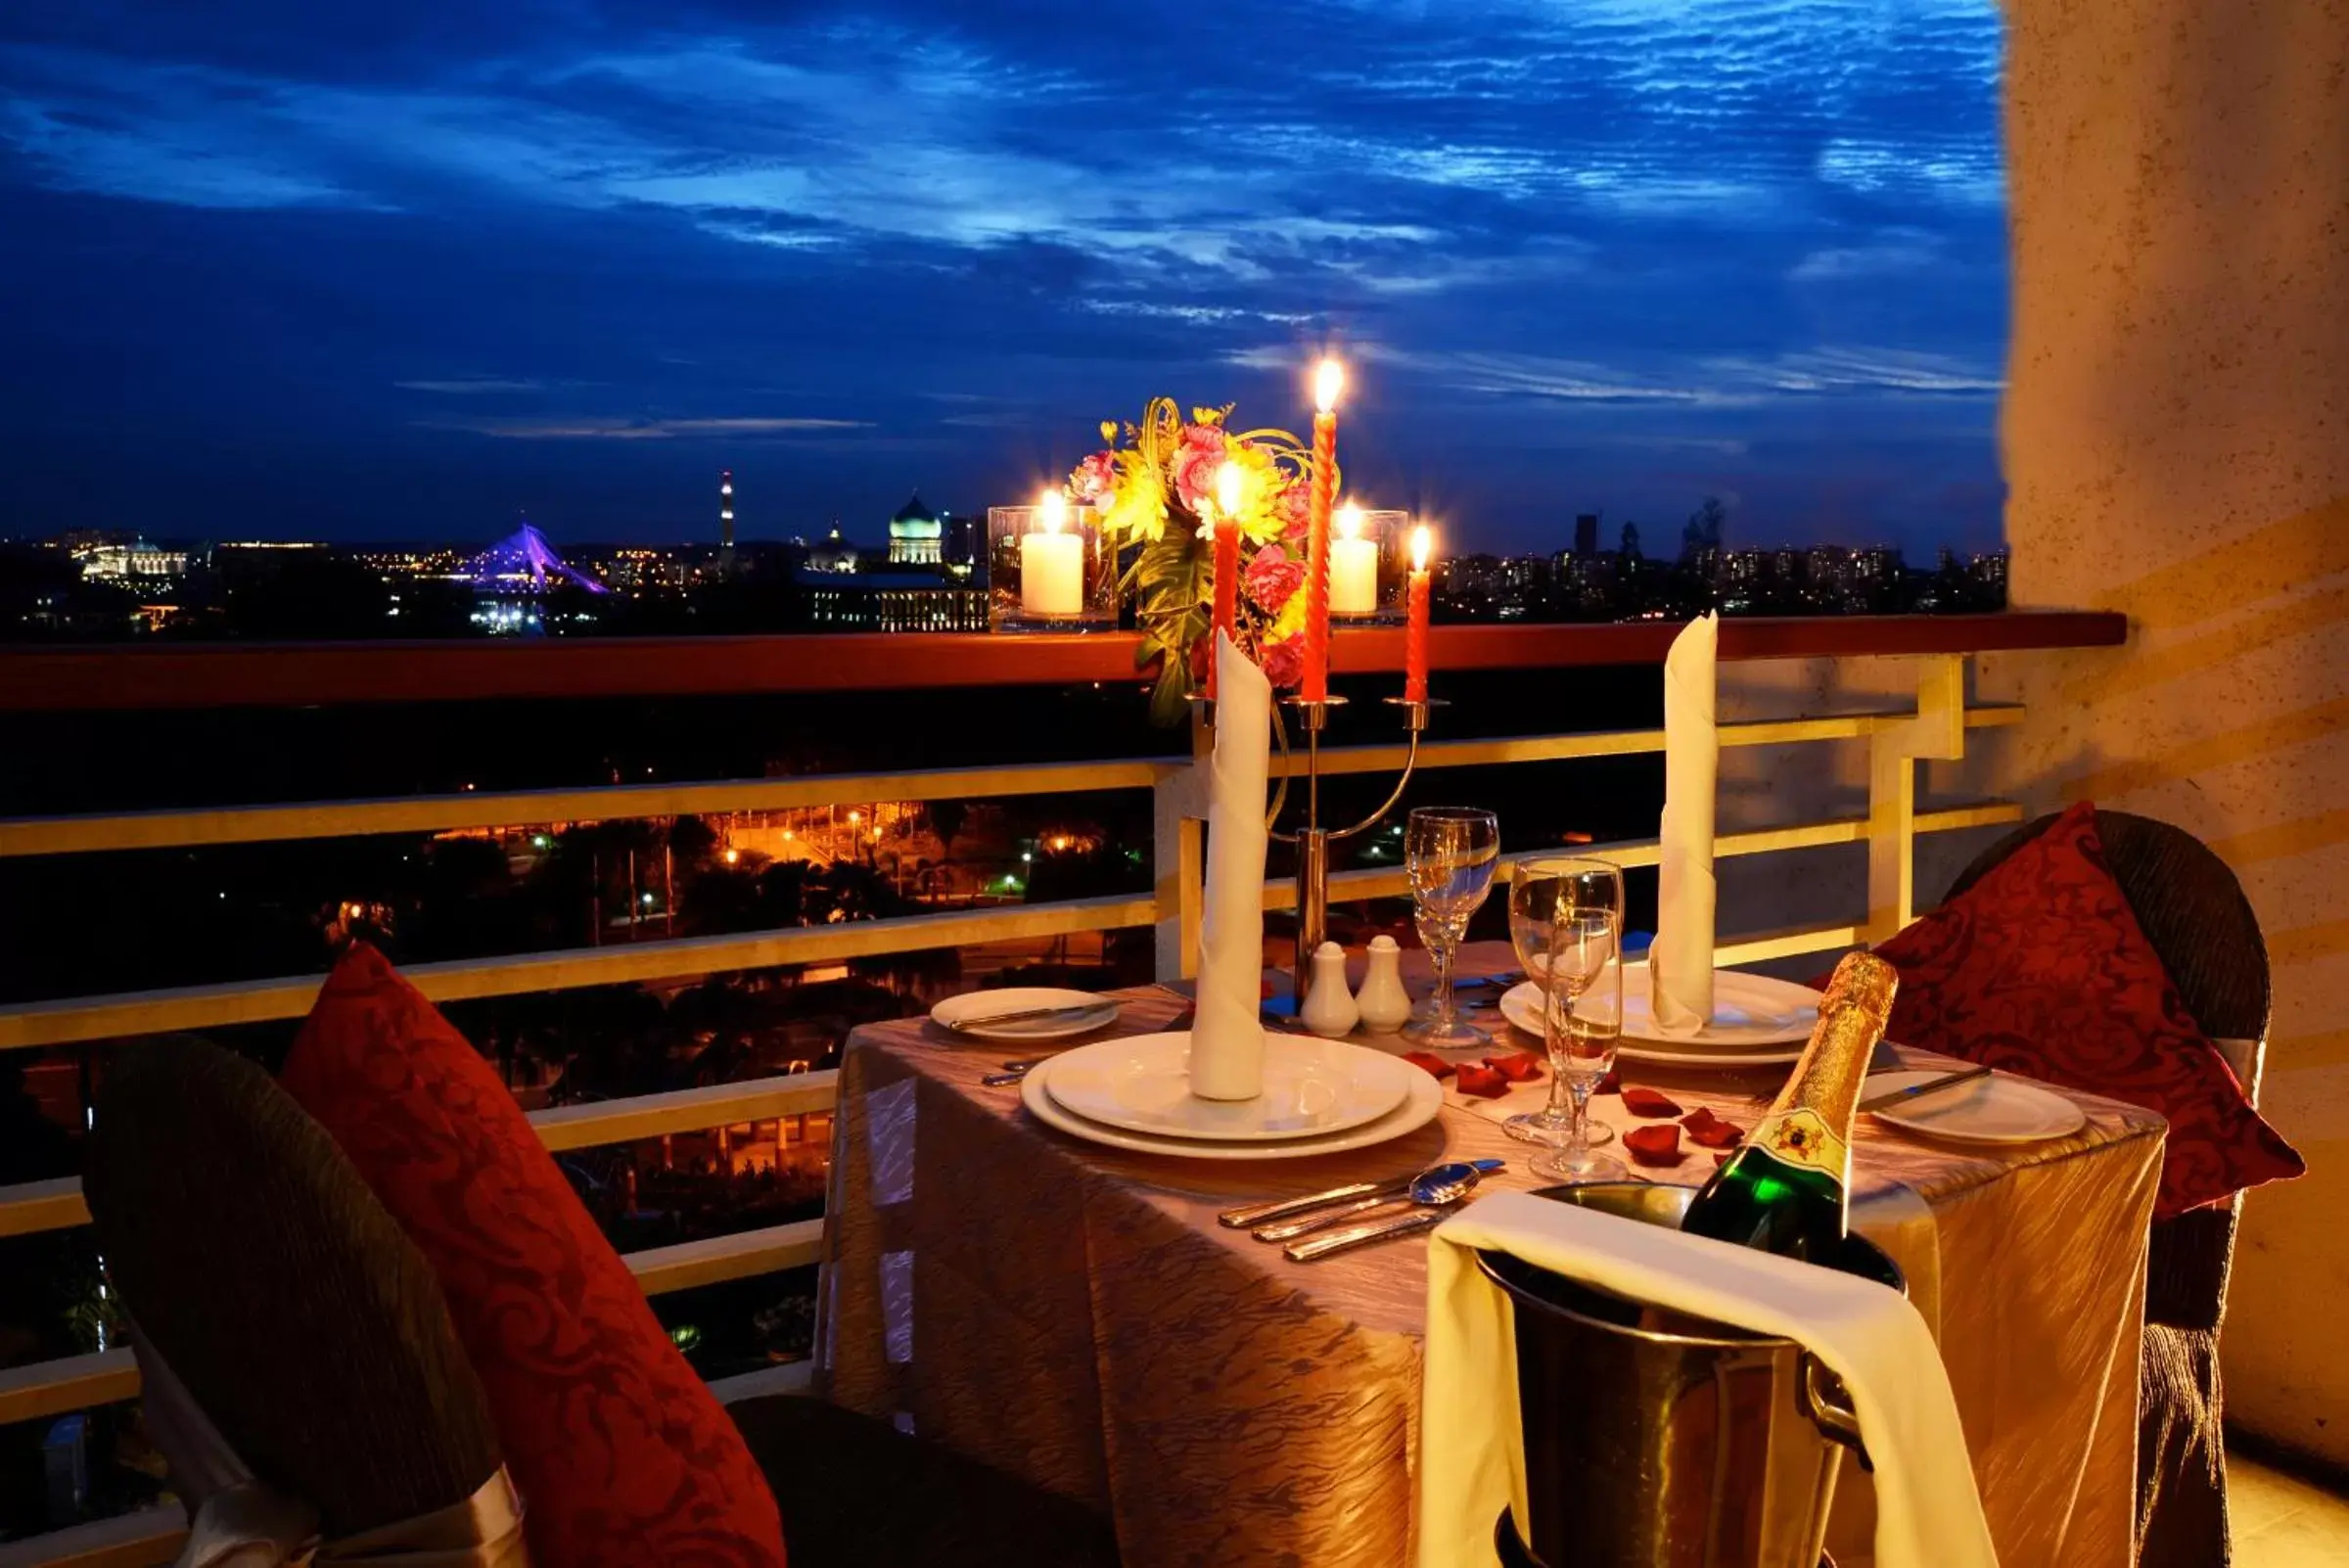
887,492,944,565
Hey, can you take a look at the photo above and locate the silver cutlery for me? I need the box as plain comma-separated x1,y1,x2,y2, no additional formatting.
1251,1161,1491,1242
1218,1158,1503,1230
1286,1205,1457,1262
943,1000,1117,1034
981,1068,1031,1087
1860,1064,1994,1114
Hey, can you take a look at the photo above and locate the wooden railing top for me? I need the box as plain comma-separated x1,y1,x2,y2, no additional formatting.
0,612,2123,713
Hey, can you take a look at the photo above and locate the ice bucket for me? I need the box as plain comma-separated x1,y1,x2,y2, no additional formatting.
1474,1181,1904,1568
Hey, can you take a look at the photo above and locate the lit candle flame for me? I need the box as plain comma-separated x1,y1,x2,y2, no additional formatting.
1216,460,1245,520
1337,500,1364,540
1410,525,1432,572
1314,357,1345,414
1038,489,1068,533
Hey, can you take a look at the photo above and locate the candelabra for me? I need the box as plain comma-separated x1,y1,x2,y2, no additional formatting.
1201,691,1441,1010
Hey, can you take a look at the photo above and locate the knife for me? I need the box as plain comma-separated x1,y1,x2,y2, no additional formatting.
942,999,1117,1033
1860,1064,1994,1114
1285,1207,1452,1263
1217,1158,1503,1230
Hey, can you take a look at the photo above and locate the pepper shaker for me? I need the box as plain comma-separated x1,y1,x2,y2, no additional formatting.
1355,935,1413,1034
1299,942,1361,1038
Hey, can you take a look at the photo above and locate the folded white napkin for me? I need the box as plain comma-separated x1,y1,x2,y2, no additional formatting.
1653,612,1718,1034
1191,632,1269,1100
1420,1189,1995,1568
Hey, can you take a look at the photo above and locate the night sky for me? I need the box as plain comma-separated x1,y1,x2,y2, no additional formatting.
0,0,2009,554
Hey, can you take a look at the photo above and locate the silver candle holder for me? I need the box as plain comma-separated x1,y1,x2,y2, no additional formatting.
1198,689,1443,1010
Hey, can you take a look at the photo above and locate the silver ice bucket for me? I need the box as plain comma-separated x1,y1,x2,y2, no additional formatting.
1475,1181,1903,1568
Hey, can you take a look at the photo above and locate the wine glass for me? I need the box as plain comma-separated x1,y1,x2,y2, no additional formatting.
1532,858,1628,1181
1402,807,1500,1048
1500,855,1611,1145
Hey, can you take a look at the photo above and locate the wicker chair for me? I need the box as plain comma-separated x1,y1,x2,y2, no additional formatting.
1944,808,2269,1568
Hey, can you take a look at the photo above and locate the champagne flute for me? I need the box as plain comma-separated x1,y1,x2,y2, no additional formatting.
1532,858,1628,1181
1402,807,1500,1048
1501,855,1606,1145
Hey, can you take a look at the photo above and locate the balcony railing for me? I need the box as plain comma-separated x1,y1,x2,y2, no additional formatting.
0,613,2123,1567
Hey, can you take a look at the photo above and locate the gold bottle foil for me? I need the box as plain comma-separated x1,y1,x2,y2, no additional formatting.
1749,951,1900,1183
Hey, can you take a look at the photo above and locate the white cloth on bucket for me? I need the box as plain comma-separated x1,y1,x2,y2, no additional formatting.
1419,1188,1996,1568
1189,632,1270,1100
1652,612,1719,1034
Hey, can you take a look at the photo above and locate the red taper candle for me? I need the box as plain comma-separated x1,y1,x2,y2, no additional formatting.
1405,524,1433,703
1207,462,1243,700
1303,358,1343,702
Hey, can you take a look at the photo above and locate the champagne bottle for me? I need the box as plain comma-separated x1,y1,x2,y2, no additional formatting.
1679,951,1898,1263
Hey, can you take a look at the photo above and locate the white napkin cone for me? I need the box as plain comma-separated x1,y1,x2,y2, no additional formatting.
1652,612,1718,1034
1190,632,1269,1100
1419,1190,1997,1568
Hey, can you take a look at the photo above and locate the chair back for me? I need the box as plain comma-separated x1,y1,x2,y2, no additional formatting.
83,1038,505,1539
1942,808,2269,1329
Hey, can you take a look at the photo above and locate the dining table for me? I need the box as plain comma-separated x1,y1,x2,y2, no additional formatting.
812,941,2166,1568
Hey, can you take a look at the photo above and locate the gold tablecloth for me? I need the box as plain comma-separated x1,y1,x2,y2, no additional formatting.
814,945,2164,1568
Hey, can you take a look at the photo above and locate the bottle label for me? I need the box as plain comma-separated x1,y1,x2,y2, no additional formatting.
1750,1106,1850,1183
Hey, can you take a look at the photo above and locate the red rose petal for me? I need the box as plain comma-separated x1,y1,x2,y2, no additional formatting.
1681,1107,1745,1149
1624,1125,1684,1167
1401,1051,1455,1080
1712,1150,1735,1168
1591,1071,1621,1096
1453,1064,1511,1098
1620,1086,1683,1119
1482,1051,1545,1083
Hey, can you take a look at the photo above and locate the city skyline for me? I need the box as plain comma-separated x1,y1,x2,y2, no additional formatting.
1,1,2009,552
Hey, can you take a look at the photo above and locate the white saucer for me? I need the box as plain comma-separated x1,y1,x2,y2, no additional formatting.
1021,1053,1444,1161
1499,961,1818,1068
1863,1069,2087,1145
1042,1032,1413,1141
930,987,1120,1042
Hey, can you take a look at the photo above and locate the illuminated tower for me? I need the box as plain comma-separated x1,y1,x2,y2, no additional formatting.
718,469,737,575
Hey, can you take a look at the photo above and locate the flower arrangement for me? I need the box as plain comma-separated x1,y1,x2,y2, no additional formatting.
1066,396,1333,723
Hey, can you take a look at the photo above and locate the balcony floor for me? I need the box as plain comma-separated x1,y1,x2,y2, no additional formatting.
2234,1449,2349,1564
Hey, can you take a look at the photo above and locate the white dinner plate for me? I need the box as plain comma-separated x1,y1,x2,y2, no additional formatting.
1042,1032,1414,1141
1021,1052,1444,1160
1863,1069,2087,1146
1498,961,1819,1067
930,987,1121,1042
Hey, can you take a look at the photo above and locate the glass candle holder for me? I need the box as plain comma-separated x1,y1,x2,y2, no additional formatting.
1331,508,1410,624
989,503,1116,632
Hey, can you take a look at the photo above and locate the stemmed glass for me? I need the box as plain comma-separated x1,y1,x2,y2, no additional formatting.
1531,858,1628,1181
1501,856,1605,1145
1402,807,1500,1048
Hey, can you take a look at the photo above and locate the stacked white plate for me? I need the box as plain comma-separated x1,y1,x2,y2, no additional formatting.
1019,1032,1443,1160
1497,959,1821,1068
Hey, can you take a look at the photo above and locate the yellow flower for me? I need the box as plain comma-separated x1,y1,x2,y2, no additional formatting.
1099,420,1119,443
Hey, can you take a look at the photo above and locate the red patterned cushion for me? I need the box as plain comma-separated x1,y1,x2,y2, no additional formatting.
1871,802,2302,1218
281,944,787,1567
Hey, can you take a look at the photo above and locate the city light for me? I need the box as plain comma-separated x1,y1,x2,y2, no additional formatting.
724,848,741,864
641,892,656,905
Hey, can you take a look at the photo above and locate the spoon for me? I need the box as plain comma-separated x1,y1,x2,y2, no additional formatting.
1250,1160,1493,1243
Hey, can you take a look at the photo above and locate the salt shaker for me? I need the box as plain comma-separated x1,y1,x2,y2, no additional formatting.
1355,936,1413,1034
1300,942,1361,1038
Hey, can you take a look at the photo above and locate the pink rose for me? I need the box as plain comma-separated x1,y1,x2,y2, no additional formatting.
1244,544,1305,616
1259,634,1305,689
1172,424,1227,514
1277,482,1311,540
1070,450,1119,504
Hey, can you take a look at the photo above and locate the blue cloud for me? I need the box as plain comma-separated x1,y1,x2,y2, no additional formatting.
0,0,2010,551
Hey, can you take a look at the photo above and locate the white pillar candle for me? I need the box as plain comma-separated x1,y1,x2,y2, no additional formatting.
1330,503,1380,615
1021,493,1084,617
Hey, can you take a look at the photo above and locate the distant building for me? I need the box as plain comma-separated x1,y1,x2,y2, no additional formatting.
718,470,737,575
461,521,607,635
888,493,944,566
73,537,189,581
805,526,860,575
1574,513,1600,557
802,570,986,631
